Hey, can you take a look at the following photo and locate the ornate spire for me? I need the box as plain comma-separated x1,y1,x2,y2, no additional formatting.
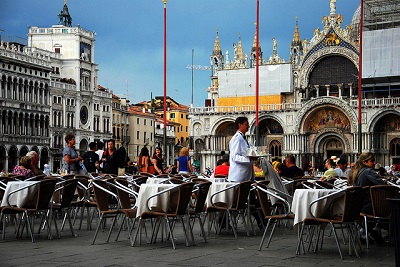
251,29,262,53
235,34,245,60
330,0,337,16
57,0,73,27
250,28,263,66
212,27,222,57
292,16,301,46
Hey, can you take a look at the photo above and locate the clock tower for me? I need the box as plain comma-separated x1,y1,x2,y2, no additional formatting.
28,0,112,163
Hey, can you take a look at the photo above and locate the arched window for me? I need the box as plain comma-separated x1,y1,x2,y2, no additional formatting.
269,140,282,158
390,138,400,157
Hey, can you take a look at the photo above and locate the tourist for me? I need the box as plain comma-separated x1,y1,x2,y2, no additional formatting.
116,146,129,176
280,155,304,179
320,158,338,180
95,141,104,173
137,146,153,174
228,116,255,182
253,158,264,179
62,133,83,175
151,147,164,175
388,164,400,177
276,162,285,176
213,154,230,177
335,158,351,178
177,147,192,174
101,139,118,175
26,150,41,175
82,142,100,173
12,156,35,179
43,164,51,176
348,152,385,245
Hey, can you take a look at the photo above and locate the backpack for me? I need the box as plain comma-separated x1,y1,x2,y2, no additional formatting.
83,151,98,172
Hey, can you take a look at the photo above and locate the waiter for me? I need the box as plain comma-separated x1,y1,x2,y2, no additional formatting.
228,116,255,182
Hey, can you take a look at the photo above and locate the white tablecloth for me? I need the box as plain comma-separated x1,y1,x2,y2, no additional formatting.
136,183,179,217
145,178,169,184
206,178,228,183
206,182,238,209
291,189,344,225
1,181,40,207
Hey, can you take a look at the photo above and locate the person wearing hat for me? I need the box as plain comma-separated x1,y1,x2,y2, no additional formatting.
320,158,338,180
213,154,230,177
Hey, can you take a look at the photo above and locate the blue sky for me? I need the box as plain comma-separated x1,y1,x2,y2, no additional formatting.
1,0,359,106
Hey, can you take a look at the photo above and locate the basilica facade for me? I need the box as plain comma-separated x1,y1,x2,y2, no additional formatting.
189,0,400,172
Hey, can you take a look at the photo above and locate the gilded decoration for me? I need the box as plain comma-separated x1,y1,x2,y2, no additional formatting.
295,97,358,133
303,107,351,133
298,7,359,89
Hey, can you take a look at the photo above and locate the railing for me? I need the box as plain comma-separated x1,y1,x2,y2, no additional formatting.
0,44,52,66
50,81,77,91
190,97,400,114
189,102,302,114
29,26,95,39
94,90,112,98
350,97,400,107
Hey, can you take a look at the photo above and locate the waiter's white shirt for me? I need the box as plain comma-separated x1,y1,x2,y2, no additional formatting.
228,131,255,182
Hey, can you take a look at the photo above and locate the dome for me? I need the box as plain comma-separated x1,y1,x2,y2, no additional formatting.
350,5,361,42
351,5,360,26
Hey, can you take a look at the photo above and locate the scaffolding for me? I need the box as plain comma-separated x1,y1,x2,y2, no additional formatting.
363,0,400,30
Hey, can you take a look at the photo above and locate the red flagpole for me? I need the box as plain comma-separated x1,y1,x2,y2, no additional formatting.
163,0,168,162
358,0,363,155
255,0,260,146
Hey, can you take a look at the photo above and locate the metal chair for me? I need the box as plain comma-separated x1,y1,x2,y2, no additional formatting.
361,185,400,248
255,183,294,250
297,186,364,259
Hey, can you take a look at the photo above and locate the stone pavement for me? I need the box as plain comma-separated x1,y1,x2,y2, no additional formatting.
1,218,396,267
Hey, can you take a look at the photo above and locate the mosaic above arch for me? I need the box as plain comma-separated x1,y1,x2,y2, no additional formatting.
259,118,284,134
295,97,357,132
374,114,400,132
303,107,351,133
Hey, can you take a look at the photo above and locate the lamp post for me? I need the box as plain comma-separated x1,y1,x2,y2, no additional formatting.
162,0,168,165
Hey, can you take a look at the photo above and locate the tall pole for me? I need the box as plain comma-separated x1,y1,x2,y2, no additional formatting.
162,0,168,164
358,0,363,155
191,49,194,106
255,0,260,146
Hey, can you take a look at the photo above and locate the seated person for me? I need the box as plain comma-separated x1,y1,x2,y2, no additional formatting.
335,158,351,178
276,162,285,177
388,164,400,177
212,154,230,177
13,156,35,179
320,158,338,180
280,155,304,178
253,159,264,179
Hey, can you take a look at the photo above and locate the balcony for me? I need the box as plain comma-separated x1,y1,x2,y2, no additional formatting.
189,97,400,115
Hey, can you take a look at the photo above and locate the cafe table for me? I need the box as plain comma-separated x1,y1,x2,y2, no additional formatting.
135,183,179,217
206,181,238,209
291,188,344,226
1,181,39,207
